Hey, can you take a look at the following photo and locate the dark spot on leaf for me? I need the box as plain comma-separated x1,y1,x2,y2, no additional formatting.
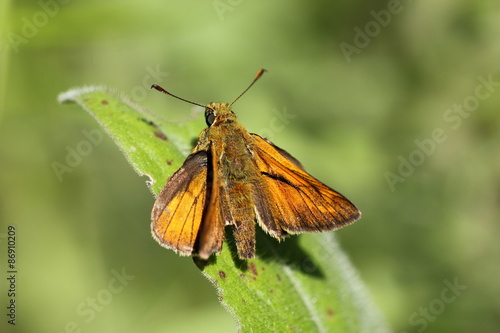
276,274,281,281
249,262,258,276
101,99,109,105
140,117,159,128
154,131,167,140
218,271,227,279
166,159,173,166
269,289,275,294
327,308,335,318
239,273,245,279
218,296,223,301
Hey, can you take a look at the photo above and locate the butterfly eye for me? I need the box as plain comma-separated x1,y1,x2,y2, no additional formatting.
205,110,216,126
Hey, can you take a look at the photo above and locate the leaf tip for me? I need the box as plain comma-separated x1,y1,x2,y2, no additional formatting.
57,85,110,104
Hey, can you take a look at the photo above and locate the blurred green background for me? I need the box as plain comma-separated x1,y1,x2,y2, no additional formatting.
1,0,499,332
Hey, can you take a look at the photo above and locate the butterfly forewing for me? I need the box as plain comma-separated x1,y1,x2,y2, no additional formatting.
249,134,361,235
151,151,209,255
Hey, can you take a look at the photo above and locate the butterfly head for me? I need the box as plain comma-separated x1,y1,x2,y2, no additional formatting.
205,102,235,126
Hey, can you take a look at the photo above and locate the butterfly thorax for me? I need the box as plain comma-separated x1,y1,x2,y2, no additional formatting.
202,103,258,253
204,103,255,178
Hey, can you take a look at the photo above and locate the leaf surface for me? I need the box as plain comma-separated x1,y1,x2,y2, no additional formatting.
59,86,389,333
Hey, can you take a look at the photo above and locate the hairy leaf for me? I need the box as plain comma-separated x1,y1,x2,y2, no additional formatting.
59,86,389,333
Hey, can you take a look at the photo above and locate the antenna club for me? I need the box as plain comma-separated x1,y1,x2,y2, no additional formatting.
150,83,207,109
151,84,167,93
255,68,267,80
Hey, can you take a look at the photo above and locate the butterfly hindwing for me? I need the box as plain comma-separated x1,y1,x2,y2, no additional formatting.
195,149,225,260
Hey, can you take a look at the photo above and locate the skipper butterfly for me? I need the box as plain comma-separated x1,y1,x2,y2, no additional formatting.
151,69,361,259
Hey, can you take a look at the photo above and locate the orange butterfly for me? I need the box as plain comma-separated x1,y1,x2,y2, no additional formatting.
151,69,361,260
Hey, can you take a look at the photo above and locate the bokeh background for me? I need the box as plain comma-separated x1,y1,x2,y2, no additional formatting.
1,1,499,332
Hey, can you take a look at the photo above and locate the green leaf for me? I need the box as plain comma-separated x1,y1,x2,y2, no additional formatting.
196,232,389,333
58,86,389,333
58,86,203,193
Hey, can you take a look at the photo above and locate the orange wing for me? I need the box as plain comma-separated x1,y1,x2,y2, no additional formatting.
249,134,361,237
151,151,209,256
195,150,224,260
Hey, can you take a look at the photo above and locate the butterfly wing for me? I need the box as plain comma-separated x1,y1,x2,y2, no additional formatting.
151,151,209,256
195,150,225,260
249,133,361,237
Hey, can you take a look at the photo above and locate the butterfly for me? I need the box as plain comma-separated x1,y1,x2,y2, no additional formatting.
151,69,361,260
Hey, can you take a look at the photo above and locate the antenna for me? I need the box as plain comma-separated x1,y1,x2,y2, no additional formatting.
229,69,267,106
151,68,266,109
150,84,208,110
